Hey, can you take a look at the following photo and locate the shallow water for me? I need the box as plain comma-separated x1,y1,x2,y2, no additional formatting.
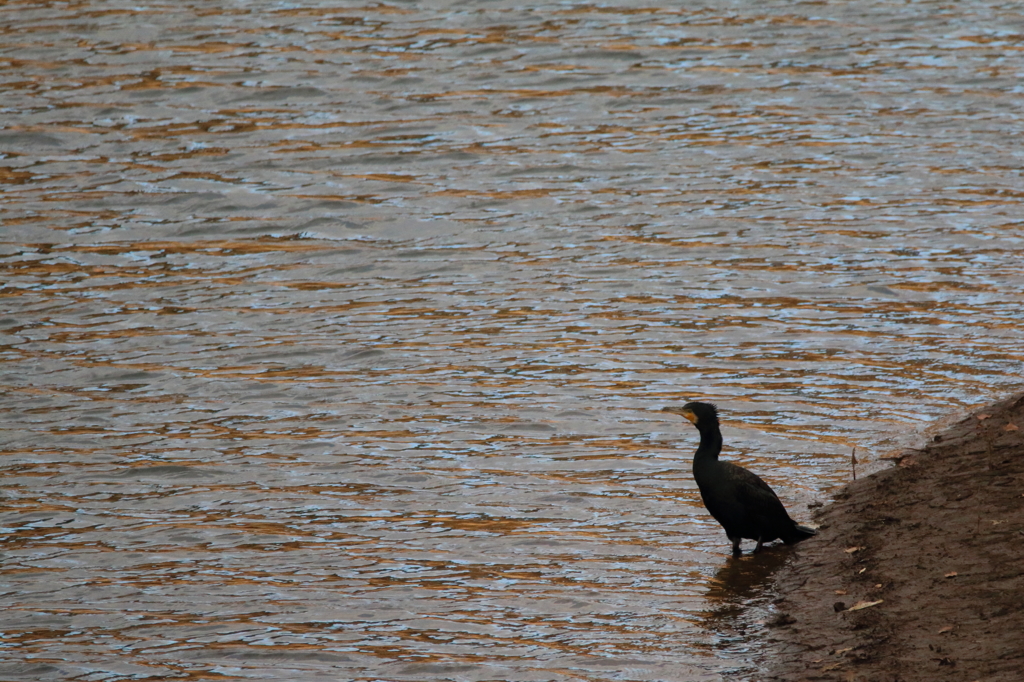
2,1,1024,680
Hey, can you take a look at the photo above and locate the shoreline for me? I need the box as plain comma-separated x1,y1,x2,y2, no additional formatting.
762,391,1024,681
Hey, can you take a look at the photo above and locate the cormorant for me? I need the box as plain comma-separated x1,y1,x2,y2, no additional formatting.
663,401,816,557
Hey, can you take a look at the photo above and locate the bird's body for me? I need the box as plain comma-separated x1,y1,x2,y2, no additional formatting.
664,401,816,556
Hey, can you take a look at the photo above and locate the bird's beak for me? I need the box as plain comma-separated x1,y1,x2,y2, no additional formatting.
662,406,698,424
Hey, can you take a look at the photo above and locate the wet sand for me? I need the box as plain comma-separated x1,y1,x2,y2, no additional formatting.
764,392,1024,681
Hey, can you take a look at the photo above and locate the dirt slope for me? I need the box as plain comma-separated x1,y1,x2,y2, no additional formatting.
764,392,1024,682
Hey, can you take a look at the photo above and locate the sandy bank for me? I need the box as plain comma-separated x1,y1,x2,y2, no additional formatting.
764,392,1024,681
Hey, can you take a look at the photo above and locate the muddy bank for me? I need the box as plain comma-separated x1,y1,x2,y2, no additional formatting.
764,392,1024,681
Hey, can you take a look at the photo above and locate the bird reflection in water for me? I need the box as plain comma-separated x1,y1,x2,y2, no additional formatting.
699,548,793,669
706,547,792,607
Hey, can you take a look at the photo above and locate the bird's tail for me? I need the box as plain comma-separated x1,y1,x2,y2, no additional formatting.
782,524,817,545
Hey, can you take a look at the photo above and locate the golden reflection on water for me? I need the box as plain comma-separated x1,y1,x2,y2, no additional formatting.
3,0,1024,680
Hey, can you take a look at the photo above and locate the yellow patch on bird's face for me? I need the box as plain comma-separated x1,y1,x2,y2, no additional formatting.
680,408,698,425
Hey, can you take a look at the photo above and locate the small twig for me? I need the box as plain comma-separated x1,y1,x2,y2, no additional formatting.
851,447,858,481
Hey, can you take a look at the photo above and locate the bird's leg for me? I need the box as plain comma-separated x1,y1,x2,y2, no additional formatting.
753,537,764,554
729,536,742,557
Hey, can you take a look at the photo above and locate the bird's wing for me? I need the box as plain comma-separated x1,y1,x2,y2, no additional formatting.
725,462,780,497
727,464,787,518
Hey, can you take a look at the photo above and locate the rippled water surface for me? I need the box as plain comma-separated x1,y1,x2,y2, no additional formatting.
3,1,1024,680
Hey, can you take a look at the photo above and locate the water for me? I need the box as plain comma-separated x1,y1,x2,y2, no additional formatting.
2,1,1024,679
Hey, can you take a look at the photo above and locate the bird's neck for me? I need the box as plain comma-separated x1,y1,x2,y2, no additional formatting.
693,425,722,463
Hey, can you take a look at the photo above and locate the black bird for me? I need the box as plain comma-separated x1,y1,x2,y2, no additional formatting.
663,401,816,557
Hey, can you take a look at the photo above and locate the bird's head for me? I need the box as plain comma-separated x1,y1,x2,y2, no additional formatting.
662,401,719,427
